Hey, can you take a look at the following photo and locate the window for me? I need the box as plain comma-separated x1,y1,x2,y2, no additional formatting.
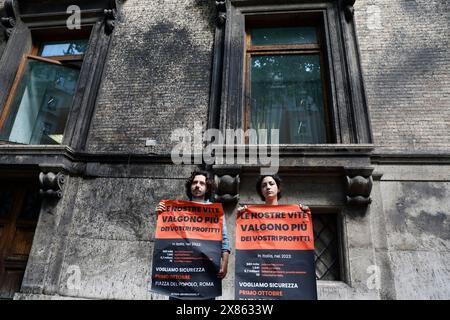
245,14,332,144
313,213,342,281
0,35,89,145
0,0,118,150
214,1,373,145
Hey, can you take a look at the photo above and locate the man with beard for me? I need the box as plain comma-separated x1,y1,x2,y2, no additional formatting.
156,170,230,299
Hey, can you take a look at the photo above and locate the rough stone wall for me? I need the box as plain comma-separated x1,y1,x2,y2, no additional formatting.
354,1,450,297
0,34,5,61
56,177,176,299
21,167,196,300
355,0,450,152
377,169,450,299
86,0,450,154
19,166,450,300
86,0,216,153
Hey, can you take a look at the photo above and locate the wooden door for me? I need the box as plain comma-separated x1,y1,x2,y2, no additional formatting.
0,182,41,299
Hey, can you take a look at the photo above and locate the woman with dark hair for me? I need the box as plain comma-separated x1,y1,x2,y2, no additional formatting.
238,174,308,211
236,175,315,300
256,174,283,205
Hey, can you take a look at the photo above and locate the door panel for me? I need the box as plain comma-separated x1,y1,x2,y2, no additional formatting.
0,268,24,299
0,190,14,220
0,182,41,300
10,226,35,257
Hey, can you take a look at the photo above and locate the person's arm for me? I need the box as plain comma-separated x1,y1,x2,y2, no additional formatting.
218,250,229,279
218,214,231,278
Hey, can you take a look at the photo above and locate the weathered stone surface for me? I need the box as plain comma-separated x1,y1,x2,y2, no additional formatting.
369,180,397,299
219,279,234,300
355,0,450,153
0,0,7,58
378,165,450,182
9,0,450,301
69,177,185,241
14,293,87,300
21,176,81,295
239,175,345,207
390,250,450,299
347,247,377,290
57,237,156,300
317,281,376,300
344,209,374,249
380,181,450,251
373,249,397,300
86,0,216,154
85,163,196,179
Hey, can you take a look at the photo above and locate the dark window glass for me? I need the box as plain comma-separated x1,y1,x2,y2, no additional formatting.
250,54,327,144
246,23,330,144
313,213,341,281
38,40,89,57
251,27,317,46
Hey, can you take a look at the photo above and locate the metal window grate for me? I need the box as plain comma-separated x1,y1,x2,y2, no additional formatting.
313,213,341,281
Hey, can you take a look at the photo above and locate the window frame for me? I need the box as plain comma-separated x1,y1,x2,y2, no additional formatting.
214,0,373,147
0,29,91,145
244,15,334,144
0,0,117,150
311,210,347,282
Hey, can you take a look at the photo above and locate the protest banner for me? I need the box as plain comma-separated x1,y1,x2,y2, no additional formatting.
236,204,317,300
151,200,224,299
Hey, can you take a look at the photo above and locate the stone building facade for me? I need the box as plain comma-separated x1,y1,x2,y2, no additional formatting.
0,0,448,300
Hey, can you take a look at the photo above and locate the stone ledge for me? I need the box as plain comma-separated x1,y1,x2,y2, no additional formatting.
14,293,88,300
317,280,379,300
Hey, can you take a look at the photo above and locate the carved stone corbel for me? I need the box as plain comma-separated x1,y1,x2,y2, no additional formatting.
345,167,373,207
214,174,240,204
343,0,356,22
1,0,16,40
104,8,117,35
216,1,226,26
39,172,65,199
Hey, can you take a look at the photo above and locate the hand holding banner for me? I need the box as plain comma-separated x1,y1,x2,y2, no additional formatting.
151,200,224,299
235,204,317,300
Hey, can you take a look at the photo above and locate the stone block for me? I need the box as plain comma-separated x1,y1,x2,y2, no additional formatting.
58,237,155,300
390,250,450,299
380,181,450,251
69,177,185,241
